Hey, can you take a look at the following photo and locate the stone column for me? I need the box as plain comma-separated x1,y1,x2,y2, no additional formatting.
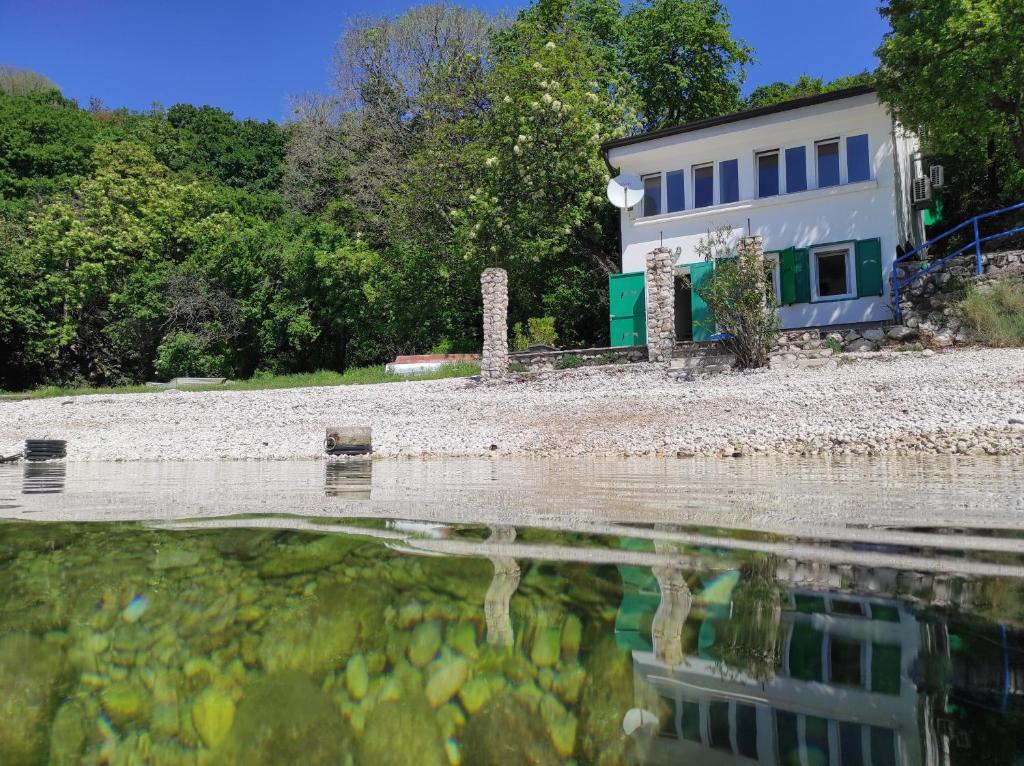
480,267,509,379
644,248,675,363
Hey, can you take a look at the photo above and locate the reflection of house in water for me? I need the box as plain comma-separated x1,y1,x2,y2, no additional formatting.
617,558,1024,766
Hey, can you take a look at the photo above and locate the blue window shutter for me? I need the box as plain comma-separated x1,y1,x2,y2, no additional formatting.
785,147,807,193
847,134,871,182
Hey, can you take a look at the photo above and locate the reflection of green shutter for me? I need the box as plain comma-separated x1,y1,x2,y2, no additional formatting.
923,196,944,226
779,247,811,305
871,643,902,695
788,621,824,681
690,260,714,341
855,238,884,297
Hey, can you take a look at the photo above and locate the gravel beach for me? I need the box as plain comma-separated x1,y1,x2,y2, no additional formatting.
2,348,1023,461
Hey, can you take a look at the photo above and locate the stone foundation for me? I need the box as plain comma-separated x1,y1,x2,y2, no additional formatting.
480,267,509,380
645,248,675,363
508,345,648,372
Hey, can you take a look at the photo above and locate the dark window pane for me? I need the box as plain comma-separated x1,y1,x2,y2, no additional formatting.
666,169,685,212
785,146,807,193
795,595,827,614
758,152,779,197
736,704,758,758
789,621,824,681
870,726,897,766
847,134,871,182
871,604,900,623
694,164,714,208
831,599,865,617
830,637,864,686
805,716,832,766
709,701,731,751
643,175,661,216
817,141,840,187
840,722,865,766
871,643,902,695
776,711,800,766
682,701,701,742
816,251,849,298
659,697,678,739
720,159,739,203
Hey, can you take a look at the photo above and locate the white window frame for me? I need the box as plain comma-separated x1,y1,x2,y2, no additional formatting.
764,252,782,303
755,149,781,199
814,138,843,189
641,172,662,217
810,243,857,302
692,162,715,208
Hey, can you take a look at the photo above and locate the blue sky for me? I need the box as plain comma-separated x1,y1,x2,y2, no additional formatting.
0,0,888,122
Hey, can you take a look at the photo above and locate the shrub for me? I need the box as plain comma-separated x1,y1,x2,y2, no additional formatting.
153,332,228,380
509,361,528,373
512,316,559,351
961,280,1024,347
825,337,843,354
555,353,583,370
690,228,780,368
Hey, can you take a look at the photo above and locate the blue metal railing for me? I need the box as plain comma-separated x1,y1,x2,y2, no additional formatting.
892,199,1024,322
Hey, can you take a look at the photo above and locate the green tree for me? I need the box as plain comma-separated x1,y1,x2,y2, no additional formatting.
745,72,873,109
876,0,1024,202
0,65,57,96
620,0,752,129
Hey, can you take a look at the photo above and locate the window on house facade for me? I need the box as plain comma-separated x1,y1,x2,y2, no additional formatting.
757,151,779,198
785,146,807,193
642,174,661,216
693,163,714,207
847,133,871,182
812,244,856,300
816,139,841,187
666,169,685,213
719,159,739,203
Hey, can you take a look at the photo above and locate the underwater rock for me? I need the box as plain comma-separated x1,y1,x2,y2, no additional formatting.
561,615,582,662
360,692,446,766
425,656,468,707
461,693,559,766
445,621,479,659
579,636,635,766
48,700,87,766
151,546,201,571
345,654,369,700
216,670,357,765
553,663,586,704
257,535,361,578
530,626,562,668
258,581,388,677
397,601,424,628
122,595,149,623
408,621,442,668
458,677,493,714
0,634,68,766
101,681,151,729
540,692,577,758
192,687,236,749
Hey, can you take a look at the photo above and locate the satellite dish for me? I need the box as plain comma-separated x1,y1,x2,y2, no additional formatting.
607,173,644,209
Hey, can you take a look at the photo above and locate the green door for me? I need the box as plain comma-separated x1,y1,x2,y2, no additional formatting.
689,260,715,341
609,272,646,347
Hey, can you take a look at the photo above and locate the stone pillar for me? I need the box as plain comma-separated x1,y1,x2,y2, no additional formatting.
644,248,675,363
480,267,509,379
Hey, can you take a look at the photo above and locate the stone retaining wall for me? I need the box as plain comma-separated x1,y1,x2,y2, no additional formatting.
508,345,648,372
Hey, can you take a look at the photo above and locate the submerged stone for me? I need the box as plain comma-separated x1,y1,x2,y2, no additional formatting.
561,615,582,662
458,677,493,714
530,626,562,668
346,654,369,700
257,535,361,578
151,546,201,571
360,692,446,766
425,656,468,707
48,700,87,766
101,681,150,729
408,621,442,668
216,670,357,765
461,693,559,766
579,636,635,766
445,621,479,658
192,687,236,749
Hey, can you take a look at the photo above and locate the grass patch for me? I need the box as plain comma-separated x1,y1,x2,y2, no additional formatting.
961,281,1024,347
555,353,584,370
4,363,480,400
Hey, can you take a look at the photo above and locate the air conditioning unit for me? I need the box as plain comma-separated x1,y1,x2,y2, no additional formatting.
912,175,932,210
929,164,945,189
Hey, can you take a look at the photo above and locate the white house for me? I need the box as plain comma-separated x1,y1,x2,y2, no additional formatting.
601,86,924,344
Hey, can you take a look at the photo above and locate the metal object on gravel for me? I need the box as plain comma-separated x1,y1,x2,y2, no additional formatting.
24,439,67,461
325,427,372,457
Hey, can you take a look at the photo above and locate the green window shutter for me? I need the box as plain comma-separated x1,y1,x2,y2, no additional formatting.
689,260,714,341
780,247,811,305
855,238,884,297
793,248,811,304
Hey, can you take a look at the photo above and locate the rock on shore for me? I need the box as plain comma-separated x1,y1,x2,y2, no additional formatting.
1,348,1022,461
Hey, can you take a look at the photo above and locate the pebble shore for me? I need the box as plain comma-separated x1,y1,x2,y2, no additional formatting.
2,348,1023,461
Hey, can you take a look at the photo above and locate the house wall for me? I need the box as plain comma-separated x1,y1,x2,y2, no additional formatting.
607,93,921,330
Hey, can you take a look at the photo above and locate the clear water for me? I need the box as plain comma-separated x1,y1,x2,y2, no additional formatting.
1,456,1023,765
